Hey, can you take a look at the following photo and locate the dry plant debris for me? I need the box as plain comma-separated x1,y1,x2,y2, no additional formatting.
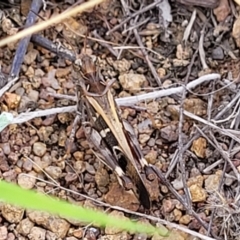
1,0,240,239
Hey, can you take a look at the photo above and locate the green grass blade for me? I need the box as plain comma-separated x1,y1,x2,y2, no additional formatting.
0,180,168,236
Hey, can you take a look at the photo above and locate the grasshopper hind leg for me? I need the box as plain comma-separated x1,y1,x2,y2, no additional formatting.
137,179,151,209
113,148,151,209
128,168,151,209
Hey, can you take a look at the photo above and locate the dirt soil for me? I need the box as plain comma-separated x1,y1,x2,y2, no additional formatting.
0,0,240,239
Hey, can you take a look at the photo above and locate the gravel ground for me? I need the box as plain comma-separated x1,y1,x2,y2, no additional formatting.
0,0,240,239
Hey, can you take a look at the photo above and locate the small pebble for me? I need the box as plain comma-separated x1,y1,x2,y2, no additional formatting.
18,172,36,189
161,199,175,214
24,49,38,65
56,67,71,78
44,166,62,180
85,162,95,175
2,204,24,223
119,73,146,93
28,89,39,102
212,47,224,60
73,160,85,173
179,214,191,225
0,226,7,240
28,226,46,240
147,138,155,147
189,184,207,202
139,134,150,144
23,159,33,171
6,233,14,240
204,171,221,192
33,142,47,157
16,218,34,236
73,151,84,161
65,173,78,183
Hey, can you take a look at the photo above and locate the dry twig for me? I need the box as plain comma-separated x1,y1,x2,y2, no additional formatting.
116,73,220,106
175,49,199,210
119,0,161,85
10,0,43,78
106,0,163,35
0,0,104,47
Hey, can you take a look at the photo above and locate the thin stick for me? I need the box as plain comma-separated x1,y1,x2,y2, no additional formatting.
132,20,162,85
115,73,220,106
174,107,240,145
31,34,77,62
106,0,163,35
10,0,43,78
0,0,104,47
1,73,220,130
11,106,76,125
1,73,219,124
0,77,19,98
92,30,118,57
183,9,196,42
177,49,199,208
199,25,209,70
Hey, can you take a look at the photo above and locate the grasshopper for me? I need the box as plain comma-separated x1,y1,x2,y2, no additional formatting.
73,54,157,209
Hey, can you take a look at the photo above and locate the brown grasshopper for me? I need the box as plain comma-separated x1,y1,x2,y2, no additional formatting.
73,54,157,209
